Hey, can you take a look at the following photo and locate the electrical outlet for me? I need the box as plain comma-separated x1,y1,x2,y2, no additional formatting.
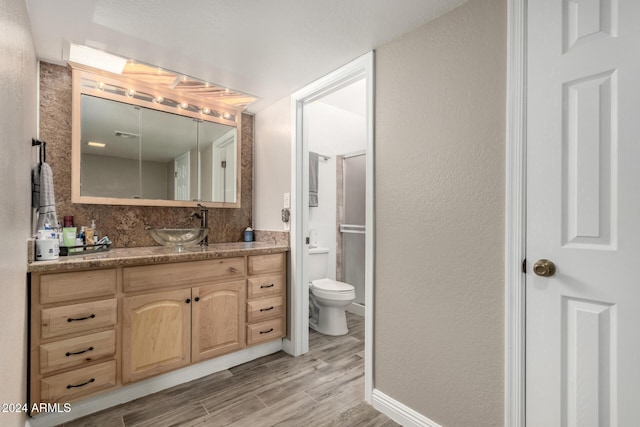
283,192,290,209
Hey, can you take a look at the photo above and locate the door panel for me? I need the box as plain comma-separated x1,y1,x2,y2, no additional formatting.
527,0,640,425
562,71,616,249
122,289,191,383
192,280,245,362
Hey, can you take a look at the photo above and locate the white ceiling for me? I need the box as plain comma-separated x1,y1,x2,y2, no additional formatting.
26,0,466,113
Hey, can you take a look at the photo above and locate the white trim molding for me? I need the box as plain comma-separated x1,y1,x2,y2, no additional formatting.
504,0,527,426
289,51,375,402
372,389,442,427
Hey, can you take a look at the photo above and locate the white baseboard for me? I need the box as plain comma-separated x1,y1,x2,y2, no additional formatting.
346,302,365,317
27,340,282,427
282,338,294,355
372,389,442,427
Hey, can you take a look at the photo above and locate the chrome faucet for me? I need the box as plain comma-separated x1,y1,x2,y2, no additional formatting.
190,204,209,246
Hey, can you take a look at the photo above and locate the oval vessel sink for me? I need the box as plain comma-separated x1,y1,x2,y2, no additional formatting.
147,227,209,252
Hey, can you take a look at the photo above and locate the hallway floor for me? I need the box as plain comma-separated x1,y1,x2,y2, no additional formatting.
61,313,397,427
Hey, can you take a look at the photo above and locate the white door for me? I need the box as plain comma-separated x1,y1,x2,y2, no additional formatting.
527,1,640,426
174,151,190,201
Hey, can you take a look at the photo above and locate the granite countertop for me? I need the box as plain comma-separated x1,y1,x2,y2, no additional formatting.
28,242,289,273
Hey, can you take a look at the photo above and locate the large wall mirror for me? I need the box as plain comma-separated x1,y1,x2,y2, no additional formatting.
71,65,242,208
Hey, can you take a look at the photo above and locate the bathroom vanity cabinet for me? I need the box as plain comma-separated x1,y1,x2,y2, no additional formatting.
28,246,287,412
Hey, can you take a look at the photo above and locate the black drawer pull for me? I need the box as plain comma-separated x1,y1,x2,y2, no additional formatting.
259,328,274,335
67,314,96,322
260,284,275,289
66,346,94,357
66,378,95,389
260,306,274,312
185,298,191,304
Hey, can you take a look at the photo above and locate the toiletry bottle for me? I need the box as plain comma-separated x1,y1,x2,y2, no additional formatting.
85,226,94,247
78,226,86,250
244,227,254,242
90,219,99,243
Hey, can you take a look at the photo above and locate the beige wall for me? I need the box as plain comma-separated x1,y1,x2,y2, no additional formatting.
0,0,37,425
253,96,292,230
374,0,506,425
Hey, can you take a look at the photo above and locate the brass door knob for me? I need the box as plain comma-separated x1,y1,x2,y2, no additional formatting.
533,259,556,277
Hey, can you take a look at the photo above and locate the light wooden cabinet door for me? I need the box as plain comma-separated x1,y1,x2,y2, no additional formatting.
122,288,192,384
192,280,246,362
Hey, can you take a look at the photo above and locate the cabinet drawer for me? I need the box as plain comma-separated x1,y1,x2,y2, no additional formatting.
247,318,284,346
123,257,245,292
248,253,285,276
247,275,284,299
40,269,116,304
40,330,116,374
41,299,117,339
40,360,116,404
247,296,284,323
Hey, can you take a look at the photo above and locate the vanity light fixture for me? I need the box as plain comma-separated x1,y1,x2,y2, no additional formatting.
69,44,257,111
179,102,189,109
154,96,164,103
87,141,106,148
223,112,231,119
127,89,135,97
97,82,105,91
202,107,211,114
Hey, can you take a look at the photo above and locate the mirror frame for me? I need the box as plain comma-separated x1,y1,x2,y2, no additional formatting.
70,63,242,208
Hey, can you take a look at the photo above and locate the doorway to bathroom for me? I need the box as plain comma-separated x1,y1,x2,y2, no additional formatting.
288,52,374,402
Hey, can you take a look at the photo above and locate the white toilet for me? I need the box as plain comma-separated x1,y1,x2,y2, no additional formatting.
308,247,356,336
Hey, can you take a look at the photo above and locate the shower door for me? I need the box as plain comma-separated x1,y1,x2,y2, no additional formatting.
340,153,366,305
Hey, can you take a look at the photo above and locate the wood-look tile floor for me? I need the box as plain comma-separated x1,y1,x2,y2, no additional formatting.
61,313,399,427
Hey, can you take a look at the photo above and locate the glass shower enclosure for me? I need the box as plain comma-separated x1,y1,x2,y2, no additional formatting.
339,153,366,306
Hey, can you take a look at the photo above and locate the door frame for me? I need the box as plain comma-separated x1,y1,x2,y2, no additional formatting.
505,0,526,426
286,51,375,402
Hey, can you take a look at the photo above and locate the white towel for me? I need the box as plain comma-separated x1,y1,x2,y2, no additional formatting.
33,162,58,230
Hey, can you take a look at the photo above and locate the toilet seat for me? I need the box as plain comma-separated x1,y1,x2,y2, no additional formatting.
310,278,355,301
311,278,354,292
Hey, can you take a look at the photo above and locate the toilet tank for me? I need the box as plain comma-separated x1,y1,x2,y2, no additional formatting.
308,247,329,281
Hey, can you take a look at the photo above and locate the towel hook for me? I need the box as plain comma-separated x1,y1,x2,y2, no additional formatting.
31,138,47,163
